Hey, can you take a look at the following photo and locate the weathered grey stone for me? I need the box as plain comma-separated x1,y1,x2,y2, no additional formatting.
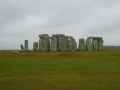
78,38,86,51
20,44,24,50
57,34,67,51
86,37,94,51
66,36,77,51
93,38,99,51
50,34,67,52
86,37,104,51
33,41,38,51
50,34,77,52
31,34,104,52
97,37,104,51
50,35,58,52
39,34,50,52
24,40,29,51
50,34,78,52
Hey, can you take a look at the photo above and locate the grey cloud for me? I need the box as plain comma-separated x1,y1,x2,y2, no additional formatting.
0,0,120,49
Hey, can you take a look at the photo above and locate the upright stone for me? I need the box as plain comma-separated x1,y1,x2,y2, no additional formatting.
51,34,67,52
93,37,99,51
24,40,29,51
86,37,94,51
39,34,50,52
50,34,69,52
50,35,58,52
98,37,104,51
20,44,24,50
86,37,104,51
57,34,67,51
33,41,38,51
66,36,77,51
78,38,86,51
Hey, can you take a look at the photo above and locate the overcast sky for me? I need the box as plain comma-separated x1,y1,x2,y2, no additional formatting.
0,0,120,49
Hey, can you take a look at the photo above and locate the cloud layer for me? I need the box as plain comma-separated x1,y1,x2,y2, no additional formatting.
0,0,120,49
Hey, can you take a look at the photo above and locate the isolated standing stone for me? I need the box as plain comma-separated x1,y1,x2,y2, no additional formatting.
20,44,24,50
24,40,29,51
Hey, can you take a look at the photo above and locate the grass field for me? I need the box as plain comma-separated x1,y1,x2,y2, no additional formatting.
0,49,120,90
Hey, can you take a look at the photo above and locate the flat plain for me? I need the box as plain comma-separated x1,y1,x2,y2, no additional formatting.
0,49,120,90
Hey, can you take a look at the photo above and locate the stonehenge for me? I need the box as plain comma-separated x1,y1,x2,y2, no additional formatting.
32,34,104,52
20,34,104,52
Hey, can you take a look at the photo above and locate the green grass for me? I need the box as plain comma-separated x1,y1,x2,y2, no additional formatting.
0,50,120,90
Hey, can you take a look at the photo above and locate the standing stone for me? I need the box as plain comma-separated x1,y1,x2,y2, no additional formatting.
24,40,29,51
86,37,94,51
50,34,67,52
39,34,50,52
78,38,86,51
92,37,104,51
93,38,99,51
33,41,38,51
66,36,77,51
86,37,104,51
98,37,104,51
39,39,41,51
57,34,67,51
50,34,77,52
50,35,58,52
20,44,24,50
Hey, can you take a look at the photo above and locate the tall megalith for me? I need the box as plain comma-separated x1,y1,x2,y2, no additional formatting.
39,34,50,52
66,36,77,51
33,41,38,51
78,38,86,51
50,35,58,52
86,37,94,51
